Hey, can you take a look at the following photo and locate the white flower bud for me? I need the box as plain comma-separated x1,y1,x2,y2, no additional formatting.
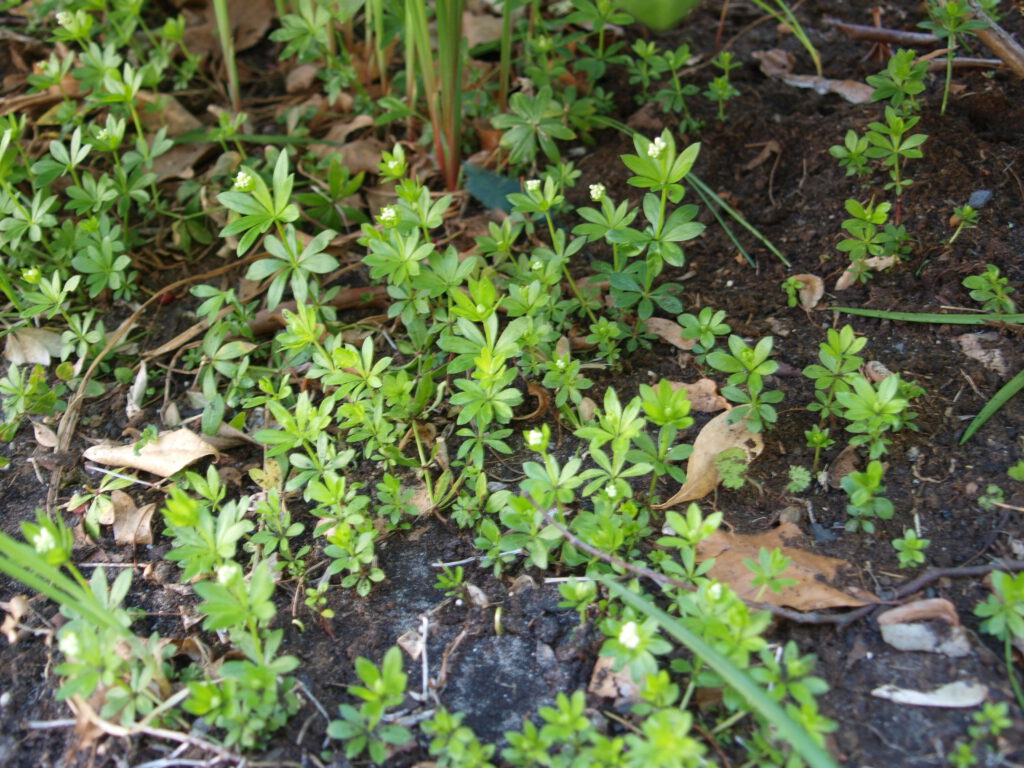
379,205,399,226
618,620,641,650
525,179,541,193
59,631,80,658
589,183,606,202
647,136,668,159
32,528,56,554
233,170,253,191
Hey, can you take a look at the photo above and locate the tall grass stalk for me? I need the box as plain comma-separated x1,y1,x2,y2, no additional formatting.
211,0,242,113
406,0,466,190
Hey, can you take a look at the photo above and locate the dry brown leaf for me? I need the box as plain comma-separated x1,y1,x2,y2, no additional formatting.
183,0,275,56
201,421,259,451
126,362,148,422
742,140,781,172
32,420,58,449
514,381,551,421
409,483,434,516
1,595,29,644
645,318,696,351
823,444,860,490
696,522,878,610
879,598,961,628
152,143,211,182
137,91,202,135
752,48,796,77
957,333,1009,376
578,396,597,423
83,428,218,477
112,492,156,547
310,114,375,158
791,273,825,310
463,7,504,47
654,411,763,508
835,255,897,290
588,655,640,703
4,327,63,366
871,681,987,708
397,628,424,660
286,63,319,93
667,379,728,413
782,75,873,103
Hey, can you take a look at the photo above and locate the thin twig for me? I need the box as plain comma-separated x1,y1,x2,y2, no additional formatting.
835,22,939,48
966,0,1024,78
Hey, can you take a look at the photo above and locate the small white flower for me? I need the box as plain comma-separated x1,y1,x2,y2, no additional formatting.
233,170,253,191
647,135,667,159
531,260,543,271
618,620,641,650
32,527,56,554
217,563,240,585
59,631,80,658
96,128,109,142
55,11,72,28
589,183,606,202
525,179,541,193
554,357,566,371
475,303,486,314
378,205,399,226
605,484,618,500
708,582,724,601
526,429,544,448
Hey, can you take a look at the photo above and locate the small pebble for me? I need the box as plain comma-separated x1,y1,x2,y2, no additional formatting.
0,691,9,707
811,522,838,543
968,189,993,209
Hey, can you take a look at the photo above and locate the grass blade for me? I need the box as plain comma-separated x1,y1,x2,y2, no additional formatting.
833,307,1024,325
960,367,1024,444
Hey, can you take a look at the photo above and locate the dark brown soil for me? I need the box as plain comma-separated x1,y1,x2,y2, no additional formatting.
2,1,1024,766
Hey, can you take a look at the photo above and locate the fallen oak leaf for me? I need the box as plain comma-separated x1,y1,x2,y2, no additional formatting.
696,522,877,610
83,428,218,478
654,411,763,508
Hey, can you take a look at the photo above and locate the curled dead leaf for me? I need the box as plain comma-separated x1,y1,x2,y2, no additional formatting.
790,274,824,310
32,421,58,449
514,381,551,421
654,411,763,508
871,681,987,708
835,255,898,290
667,379,728,413
1,595,29,644
697,522,878,610
823,444,860,490
4,327,63,366
113,496,156,547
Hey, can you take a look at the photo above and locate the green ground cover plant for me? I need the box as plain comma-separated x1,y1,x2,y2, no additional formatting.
0,0,1021,765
